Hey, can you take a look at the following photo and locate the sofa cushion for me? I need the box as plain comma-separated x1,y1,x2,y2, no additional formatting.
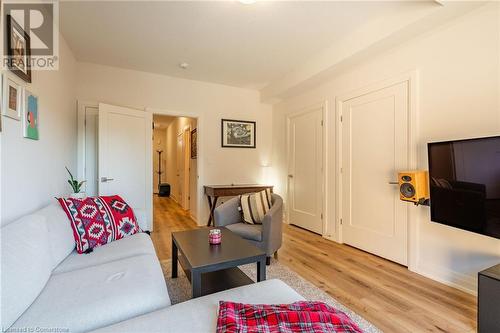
1,215,52,329
53,232,156,274
35,202,76,268
11,254,170,333
90,279,304,333
58,195,141,253
226,223,263,241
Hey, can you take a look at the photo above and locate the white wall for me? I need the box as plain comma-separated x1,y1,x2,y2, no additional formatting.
76,63,273,225
272,3,500,293
1,36,77,225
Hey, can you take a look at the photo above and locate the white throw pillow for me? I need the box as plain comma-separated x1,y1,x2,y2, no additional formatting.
240,189,272,224
35,202,75,268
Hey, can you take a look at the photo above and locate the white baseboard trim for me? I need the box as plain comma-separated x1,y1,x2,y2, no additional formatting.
413,262,477,295
322,234,342,244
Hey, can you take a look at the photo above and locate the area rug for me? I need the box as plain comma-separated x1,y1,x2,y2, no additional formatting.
160,259,381,333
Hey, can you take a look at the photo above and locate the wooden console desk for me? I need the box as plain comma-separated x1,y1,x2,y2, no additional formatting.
204,184,274,226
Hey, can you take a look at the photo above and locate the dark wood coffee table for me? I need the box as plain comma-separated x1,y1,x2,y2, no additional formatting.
171,227,266,298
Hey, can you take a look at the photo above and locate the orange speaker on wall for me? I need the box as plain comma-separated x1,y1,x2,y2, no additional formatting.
398,171,429,204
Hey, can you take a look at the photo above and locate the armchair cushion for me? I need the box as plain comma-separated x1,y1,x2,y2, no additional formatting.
240,189,272,224
226,223,263,242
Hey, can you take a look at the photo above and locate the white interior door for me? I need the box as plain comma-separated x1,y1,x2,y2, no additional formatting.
182,128,191,210
84,107,99,197
288,106,324,234
341,81,409,265
176,132,185,208
98,103,152,230
176,134,183,205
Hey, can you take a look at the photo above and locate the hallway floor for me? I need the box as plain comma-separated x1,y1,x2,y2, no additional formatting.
150,196,476,333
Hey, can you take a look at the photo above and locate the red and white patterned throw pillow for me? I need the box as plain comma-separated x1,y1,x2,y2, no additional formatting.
58,195,141,254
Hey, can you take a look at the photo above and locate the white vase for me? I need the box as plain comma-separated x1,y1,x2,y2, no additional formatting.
70,192,87,199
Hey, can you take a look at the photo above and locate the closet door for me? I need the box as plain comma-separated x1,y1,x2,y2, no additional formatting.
340,81,409,265
287,106,324,234
98,103,153,230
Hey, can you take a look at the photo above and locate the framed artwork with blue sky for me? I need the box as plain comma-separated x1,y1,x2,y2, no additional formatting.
23,90,39,140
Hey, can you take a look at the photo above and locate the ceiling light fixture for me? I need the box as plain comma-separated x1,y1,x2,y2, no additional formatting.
238,0,257,4
179,62,189,69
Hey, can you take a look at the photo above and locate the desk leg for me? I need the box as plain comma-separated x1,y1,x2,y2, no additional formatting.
206,195,213,226
192,270,202,298
172,240,178,278
257,258,266,282
206,196,219,227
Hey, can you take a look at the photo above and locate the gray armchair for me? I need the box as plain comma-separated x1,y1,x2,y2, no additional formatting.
214,194,283,265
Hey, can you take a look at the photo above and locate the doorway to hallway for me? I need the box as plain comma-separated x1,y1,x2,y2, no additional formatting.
153,114,198,225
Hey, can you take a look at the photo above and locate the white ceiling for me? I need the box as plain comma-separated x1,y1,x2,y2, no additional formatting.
61,1,436,90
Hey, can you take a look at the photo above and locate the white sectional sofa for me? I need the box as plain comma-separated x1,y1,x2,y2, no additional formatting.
1,202,304,333
1,203,170,333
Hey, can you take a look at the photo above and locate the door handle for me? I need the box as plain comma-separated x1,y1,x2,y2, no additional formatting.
288,174,294,178
101,177,114,183
388,181,399,185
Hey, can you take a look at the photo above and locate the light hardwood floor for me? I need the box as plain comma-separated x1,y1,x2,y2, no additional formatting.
151,196,477,333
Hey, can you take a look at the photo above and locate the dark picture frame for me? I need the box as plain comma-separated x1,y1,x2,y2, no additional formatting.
191,128,197,159
221,119,256,148
6,15,32,83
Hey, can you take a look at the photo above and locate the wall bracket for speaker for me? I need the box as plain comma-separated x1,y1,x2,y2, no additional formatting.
414,198,430,206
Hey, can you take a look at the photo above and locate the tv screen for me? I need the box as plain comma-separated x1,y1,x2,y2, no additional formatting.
428,136,500,239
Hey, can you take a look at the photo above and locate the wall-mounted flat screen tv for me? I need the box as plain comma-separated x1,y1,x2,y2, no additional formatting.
428,136,500,239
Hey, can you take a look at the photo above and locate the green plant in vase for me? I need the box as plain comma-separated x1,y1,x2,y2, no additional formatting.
66,167,86,198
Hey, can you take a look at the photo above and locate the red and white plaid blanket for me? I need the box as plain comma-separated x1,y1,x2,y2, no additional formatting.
216,301,364,333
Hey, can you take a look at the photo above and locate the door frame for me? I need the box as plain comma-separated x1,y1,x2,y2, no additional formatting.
77,103,203,229
77,101,99,194
335,70,419,270
286,101,328,236
146,107,201,226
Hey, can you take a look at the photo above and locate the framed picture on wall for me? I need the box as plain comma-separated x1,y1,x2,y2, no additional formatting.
221,119,256,148
191,128,197,159
2,75,22,121
23,90,39,140
6,15,32,83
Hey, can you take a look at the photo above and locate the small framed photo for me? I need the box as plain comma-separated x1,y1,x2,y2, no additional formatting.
221,119,256,148
6,15,32,83
191,128,197,159
3,76,22,121
23,90,39,140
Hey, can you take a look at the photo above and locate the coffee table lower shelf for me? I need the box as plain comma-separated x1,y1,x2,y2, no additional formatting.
181,264,254,297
